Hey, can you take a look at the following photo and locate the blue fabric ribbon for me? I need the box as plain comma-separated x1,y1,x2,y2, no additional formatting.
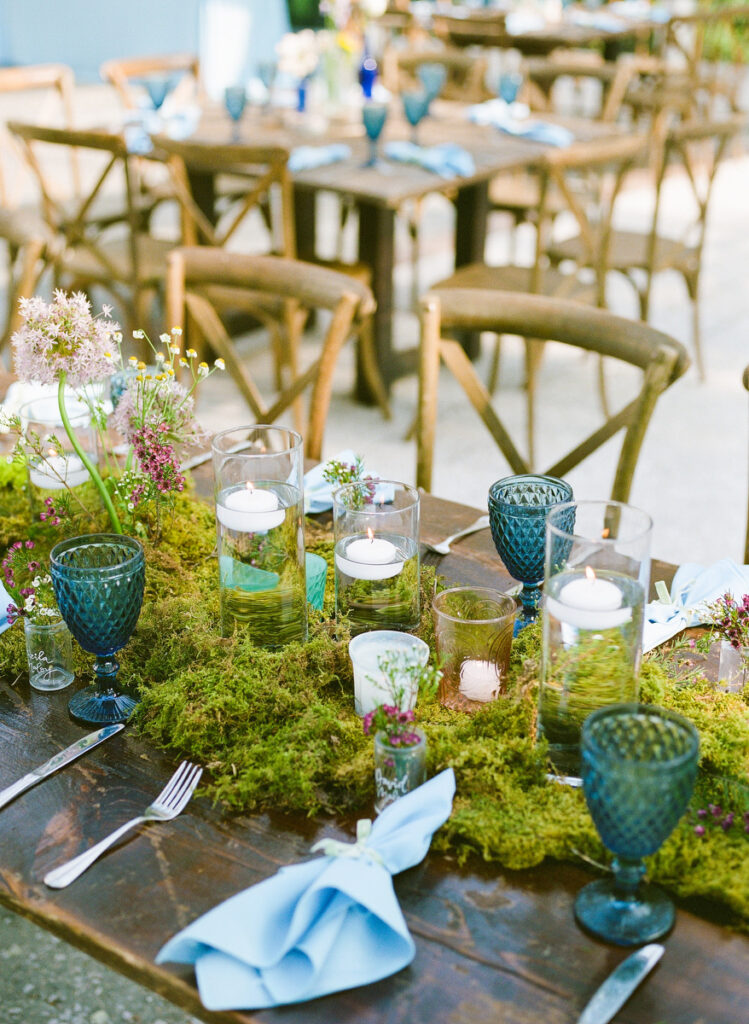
156,769,456,1010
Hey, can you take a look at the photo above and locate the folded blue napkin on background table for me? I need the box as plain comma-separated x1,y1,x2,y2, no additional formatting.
288,144,351,173
383,141,475,179
467,100,574,147
643,559,749,652
157,768,456,1010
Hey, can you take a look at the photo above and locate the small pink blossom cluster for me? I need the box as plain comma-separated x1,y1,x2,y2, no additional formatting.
111,377,205,460
694,803,749,838
711,593,749,651
362,705,420,746
39,496,63,526
12,290,119,387
2,540,38,625
132,424,185,495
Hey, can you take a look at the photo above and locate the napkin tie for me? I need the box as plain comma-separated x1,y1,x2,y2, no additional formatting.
311,818,385,868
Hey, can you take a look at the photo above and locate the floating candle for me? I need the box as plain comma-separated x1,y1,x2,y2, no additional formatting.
545,566,632,630
335,528,404,581
458,659,501,702
216,483,285,533
29,450,89,491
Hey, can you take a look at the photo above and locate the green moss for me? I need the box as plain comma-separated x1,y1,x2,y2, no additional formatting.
1,487,748,928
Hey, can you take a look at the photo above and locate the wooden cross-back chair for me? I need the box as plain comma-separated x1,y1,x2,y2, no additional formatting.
416,289,689,502
383,47,492,103
744,364,749,563
100,53,201,110
432,133,647,460
166,248,376,461
8,121,173,332
548,114,745,379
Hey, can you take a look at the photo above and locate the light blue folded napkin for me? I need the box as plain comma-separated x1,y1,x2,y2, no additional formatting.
303,450,392,514
383,141,475,179
288,144,351,173
643,559,749,652
156,768,455,1010
467,101,574,147
0,580,12,634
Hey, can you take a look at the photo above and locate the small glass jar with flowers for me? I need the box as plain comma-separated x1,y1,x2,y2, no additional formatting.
362,652,441,814
2,540,74,692
696,592,749,692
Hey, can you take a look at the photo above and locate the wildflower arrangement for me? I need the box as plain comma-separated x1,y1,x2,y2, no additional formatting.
325,455,377,510
696,592,749,656
2,540,59,625
6,291,224,536
692,803,749,838
362,652,441,747
276,30,320,80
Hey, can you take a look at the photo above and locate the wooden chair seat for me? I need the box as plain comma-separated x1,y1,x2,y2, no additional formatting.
549,230,696,275
59,235,174,287
433,260,594,303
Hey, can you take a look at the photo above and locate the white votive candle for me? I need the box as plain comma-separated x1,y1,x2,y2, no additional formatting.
216,483,285,533
29,452,89,491
459,659,501,702
545,567,632,630
335,530,404,581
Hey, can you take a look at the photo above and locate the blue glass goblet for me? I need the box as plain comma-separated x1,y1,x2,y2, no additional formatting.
144,75,176,112
362,102,388,168
417,63,446,105
224,85,247,142
488,474,573,634
575,704,699,946
499,71,523,105
402,90,429,146
50,534,145,725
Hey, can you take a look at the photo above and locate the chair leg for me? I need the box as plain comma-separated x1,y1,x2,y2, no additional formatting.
357,316,391,420
597,355,610,419
487,333,503,396
685,275,704,380
524,337,544,469
1,239,45,357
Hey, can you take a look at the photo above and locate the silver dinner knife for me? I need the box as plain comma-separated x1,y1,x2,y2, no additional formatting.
578,944,664,1024
0,724,125,810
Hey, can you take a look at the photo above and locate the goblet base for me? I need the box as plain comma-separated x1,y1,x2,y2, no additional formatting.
575,878,675,946
68,686,138,725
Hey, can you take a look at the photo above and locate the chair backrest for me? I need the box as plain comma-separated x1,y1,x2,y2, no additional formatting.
385,47,492,103
416,288,689,501
431,11,508,48
153,135,295,257
0,63,79,207
166,247,375,460
100,53,200,109
663,6,749,113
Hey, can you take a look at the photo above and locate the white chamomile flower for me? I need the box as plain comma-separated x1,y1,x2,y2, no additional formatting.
171,326,183,336
155,351,166,363
133,329,145,339
159,333,170,344
186,348,198,358
179,358,189,368
113,331,123,343
170,344,181,355
198,361,209,377
214,358,225,370
128,356,138,366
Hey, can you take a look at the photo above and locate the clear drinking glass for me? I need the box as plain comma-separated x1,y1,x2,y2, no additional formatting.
333,480,420,634
20,395,98,501
717,641,749,692
374,728,427,814
433,587,516,713
212,425,306,646
540,501,653,775
24,617,75,692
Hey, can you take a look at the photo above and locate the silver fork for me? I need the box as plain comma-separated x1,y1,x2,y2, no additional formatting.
422,515,491,556
44,761,202,889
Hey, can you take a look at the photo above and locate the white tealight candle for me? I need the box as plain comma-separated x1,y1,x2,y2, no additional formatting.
29,451,89,491
458,659,501,703
216,483,285,533
335,529,404,581
545,566,632,630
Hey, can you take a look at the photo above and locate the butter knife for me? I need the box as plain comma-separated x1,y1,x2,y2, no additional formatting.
0,724,125,810
578,944,664,1024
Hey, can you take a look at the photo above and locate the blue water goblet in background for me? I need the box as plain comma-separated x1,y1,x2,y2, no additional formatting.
144,74,176,112
488,474,573,633
575,704,699,946
50,534,146,725
402,90,430,145
499,71,523,105
224,85,247,141
362,102,388,168
418,62,447,106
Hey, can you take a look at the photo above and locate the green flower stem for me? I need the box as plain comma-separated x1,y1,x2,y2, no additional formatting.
58,374,123,534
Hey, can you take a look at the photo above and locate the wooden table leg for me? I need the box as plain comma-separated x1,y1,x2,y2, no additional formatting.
187,170,217,224
294,188,317,262
356,200,397,403
454,181,489,360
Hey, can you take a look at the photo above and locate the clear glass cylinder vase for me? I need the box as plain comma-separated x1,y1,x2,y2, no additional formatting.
20,393,98,505
333,480,420,634
212,425,307,646
24,616,75,692
717,640,749,692
540,501,652,776
374,728,427,814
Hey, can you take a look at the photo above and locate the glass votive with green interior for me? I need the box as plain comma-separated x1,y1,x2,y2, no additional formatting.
212,425,306,646
433,587,516,712
333,480,420,634
540,500,652,776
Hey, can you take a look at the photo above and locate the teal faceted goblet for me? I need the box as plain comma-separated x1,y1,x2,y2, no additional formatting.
575,704,699,946
401,90,429,145
50,534,145,725
362,102,388,168
488,474,573,633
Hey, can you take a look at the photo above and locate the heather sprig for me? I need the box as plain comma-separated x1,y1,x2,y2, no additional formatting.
325,456,377,510
361,651,441,747
2,540,59,625
696,593,749,656
693,803,749,839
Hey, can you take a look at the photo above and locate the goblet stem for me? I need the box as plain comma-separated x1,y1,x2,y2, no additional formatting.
612,856,647,899
516,582,541,634
94,654,121,693
411,125,419,146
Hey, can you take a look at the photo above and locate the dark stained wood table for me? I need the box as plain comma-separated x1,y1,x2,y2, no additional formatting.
1,492,747,1024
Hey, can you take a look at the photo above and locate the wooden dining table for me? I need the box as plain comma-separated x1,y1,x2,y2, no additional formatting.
182,104,627,401
1,490,747,1024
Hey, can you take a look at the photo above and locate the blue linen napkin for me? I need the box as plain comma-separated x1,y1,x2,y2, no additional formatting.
643,559,749,652
288,144,351,173
467,100,574,147
303,450,392,514
383,141,475,179
0,580,13,634
156,768,456,1010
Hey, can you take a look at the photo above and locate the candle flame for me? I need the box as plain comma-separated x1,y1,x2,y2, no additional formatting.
585,566,597,583
245,481,254,493
367,527,375,544
47,447,57,458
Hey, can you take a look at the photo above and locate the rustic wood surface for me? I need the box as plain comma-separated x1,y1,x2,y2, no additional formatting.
1,491,746,1024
